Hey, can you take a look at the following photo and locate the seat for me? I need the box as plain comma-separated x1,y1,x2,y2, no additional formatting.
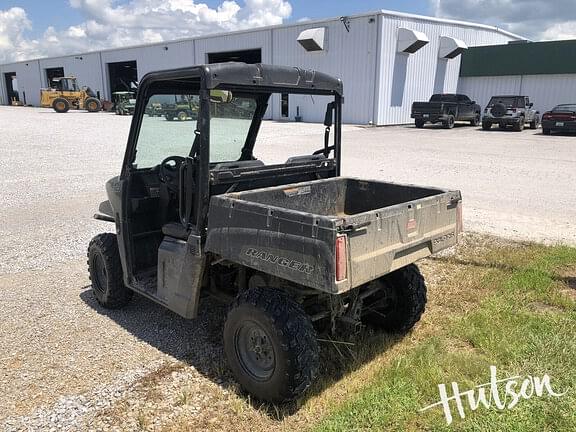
162,222,189,240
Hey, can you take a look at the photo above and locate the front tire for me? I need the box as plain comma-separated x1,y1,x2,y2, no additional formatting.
177,111,188,121
444,115,455,129
52,98,70,113
470,113,481,126
87,233,133,309
482,121,492,130
530,116,539,129
224,287,319,403
363,264,427,334
85,97,102,113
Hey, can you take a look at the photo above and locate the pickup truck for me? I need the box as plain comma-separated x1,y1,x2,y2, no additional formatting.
411,94,481,129
89,63,463,403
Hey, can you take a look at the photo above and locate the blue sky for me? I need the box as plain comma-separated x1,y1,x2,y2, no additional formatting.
4,0,431,38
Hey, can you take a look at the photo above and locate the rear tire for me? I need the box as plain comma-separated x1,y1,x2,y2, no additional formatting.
415,119,425,128
87,233,133,309
85,97,102,113
444,115,455,129
52,98,70,113
223,287,319,403
363,264,427,334
513,118,525,131
543,128,551,135
177,111,187,121
482,121,492,130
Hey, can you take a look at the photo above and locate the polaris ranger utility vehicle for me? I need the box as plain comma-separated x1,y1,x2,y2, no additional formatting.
89,63,463,403
482,95,540,131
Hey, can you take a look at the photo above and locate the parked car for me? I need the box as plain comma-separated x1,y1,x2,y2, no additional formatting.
411,94,481,129
541,104,576,135
482,95,539,131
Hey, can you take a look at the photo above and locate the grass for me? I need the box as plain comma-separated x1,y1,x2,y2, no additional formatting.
96,234,576,431
313,240,576,432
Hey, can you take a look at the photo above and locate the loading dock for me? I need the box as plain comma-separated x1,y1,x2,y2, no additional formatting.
207,49,262,64
4,72,19,103
107,60,138,97
45,67,65,87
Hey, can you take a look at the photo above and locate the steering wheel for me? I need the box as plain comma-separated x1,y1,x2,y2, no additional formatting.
159,156,185,190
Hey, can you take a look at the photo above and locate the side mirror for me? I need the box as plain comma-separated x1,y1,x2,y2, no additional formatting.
210,89,233,104
324,102,335,127
471,101,476,105
529,102,534,107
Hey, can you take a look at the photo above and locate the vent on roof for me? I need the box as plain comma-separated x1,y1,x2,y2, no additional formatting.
397,28,429,54
297,27,326,52
439,36,468,59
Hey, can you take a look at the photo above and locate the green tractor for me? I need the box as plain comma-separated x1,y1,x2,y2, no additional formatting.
163,95,199,121
113,91,136,116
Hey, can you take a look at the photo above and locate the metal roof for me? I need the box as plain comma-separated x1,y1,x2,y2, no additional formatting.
460,40,576,77
0,9,524,67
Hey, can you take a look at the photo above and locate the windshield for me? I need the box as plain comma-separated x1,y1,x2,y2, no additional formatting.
133,93,257,169
488,97,519,108
552,104,576,112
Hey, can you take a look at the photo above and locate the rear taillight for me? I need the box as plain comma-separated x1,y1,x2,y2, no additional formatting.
335,235,348,282
511,108,517,113
456,202,463,234
543,113,551,120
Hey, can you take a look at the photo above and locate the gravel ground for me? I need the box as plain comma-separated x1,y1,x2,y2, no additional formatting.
1,106,575,430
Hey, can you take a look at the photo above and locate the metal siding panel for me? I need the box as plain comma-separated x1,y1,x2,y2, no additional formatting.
0,60,42,106
271,16,378,124
100,40,195,97
457,76,522,110
376,15,517,125
39,53,103,96
460,74,576,114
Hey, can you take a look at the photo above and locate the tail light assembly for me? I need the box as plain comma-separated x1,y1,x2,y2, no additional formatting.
335,234,348,282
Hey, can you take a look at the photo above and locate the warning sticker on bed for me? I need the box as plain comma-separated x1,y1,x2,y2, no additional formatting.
283,186,311,197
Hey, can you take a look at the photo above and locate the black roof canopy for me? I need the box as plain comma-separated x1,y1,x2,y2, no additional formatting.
139,62,343,95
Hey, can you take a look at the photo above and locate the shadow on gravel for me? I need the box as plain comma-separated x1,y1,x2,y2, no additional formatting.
79,287,403,421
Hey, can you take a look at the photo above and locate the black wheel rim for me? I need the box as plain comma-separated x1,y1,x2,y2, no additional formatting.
234,320,276,381
91,253,108,297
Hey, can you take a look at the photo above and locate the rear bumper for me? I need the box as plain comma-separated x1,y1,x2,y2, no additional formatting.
411,113,448,123
541,120,576,131
482,116,522,125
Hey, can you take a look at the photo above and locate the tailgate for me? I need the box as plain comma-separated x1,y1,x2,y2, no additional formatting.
412,102,443,114
338,189,461,291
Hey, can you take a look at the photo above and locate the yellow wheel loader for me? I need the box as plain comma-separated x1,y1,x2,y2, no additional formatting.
40,77,102,113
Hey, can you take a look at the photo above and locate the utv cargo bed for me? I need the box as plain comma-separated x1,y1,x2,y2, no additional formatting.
206,177,462,294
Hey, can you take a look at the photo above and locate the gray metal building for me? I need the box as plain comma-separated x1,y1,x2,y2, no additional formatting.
0,10,521,125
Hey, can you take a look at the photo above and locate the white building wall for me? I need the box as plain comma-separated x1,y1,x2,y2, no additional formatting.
39,52,104,96
376,14,518,125
458,74,576,114
271,15,379,124
100,40,195,98
0,60,43,106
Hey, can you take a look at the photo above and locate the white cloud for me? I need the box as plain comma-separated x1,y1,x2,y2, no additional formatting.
433,0,576,41
0,0,292,63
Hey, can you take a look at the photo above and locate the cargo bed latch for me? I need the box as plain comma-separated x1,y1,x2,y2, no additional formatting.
339,221,370,235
